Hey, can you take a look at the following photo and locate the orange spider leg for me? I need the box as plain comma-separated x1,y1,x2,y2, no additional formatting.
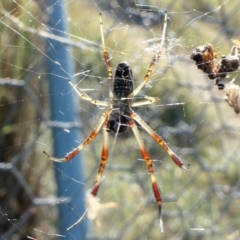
128,119,164,232
131,95,160,107
100,12,113,87
67,118,110,231
130,112,189,169
43,110,110,162
68,79,111,107
90,118,109,197
132,10,168,96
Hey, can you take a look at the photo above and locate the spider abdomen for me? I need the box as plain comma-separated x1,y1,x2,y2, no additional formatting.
113,62,133,97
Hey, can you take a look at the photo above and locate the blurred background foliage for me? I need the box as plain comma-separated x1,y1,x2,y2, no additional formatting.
1,0,240,239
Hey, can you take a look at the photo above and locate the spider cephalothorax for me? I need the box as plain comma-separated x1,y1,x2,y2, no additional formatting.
107,113,130,133
44,11,188,233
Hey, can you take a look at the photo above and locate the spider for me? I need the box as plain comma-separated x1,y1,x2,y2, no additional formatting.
43,10,188,232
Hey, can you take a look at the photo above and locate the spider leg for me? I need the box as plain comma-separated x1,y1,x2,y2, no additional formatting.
68,80,111,107
131,95,160,107
128,118,164,233
132,10,168,96
66,119,110,231
130,112,189,169
43,110,110,162
100,12,114,92
90,118,109,197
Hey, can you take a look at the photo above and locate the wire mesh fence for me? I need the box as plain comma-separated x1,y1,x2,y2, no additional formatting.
1,0,240,239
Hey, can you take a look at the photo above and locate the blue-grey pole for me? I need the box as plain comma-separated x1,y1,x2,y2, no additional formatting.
44,1,88,238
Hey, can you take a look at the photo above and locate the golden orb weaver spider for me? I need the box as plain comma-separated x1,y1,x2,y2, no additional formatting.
43,10,188,232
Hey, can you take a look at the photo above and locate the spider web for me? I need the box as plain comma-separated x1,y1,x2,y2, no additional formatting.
1,0,240,239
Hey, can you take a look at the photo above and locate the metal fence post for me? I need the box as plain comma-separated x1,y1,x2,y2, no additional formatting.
44,1,88,238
